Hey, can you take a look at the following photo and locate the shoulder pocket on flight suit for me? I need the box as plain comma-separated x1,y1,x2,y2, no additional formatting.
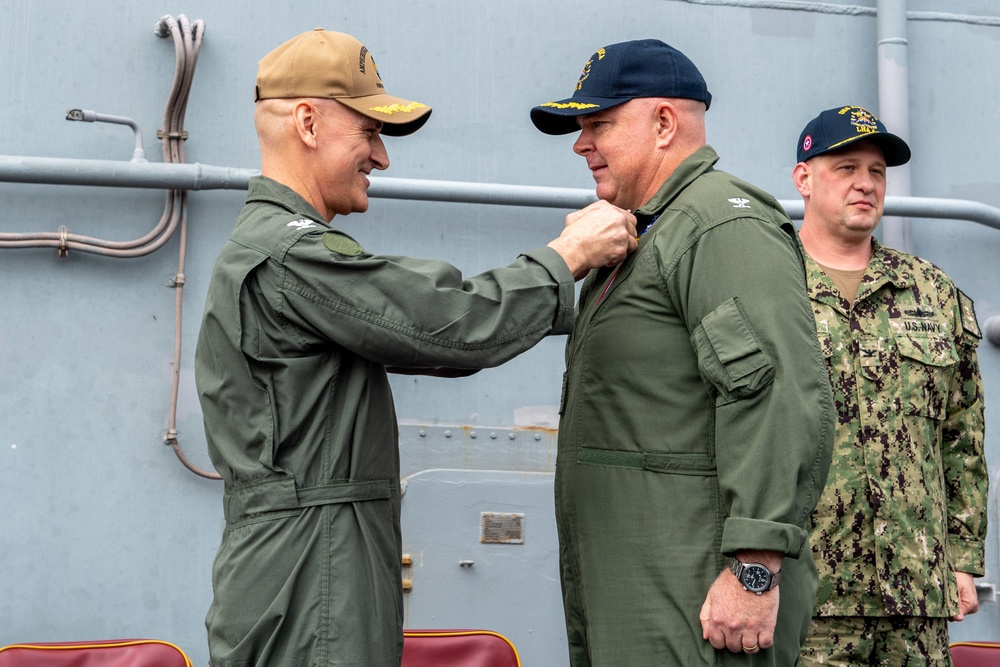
691,297,774,404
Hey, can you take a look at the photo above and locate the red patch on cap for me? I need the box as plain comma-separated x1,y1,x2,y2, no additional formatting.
803,135,813,152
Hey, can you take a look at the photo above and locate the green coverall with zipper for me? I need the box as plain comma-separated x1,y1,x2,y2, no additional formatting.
195,175,577,667
556,146,834,667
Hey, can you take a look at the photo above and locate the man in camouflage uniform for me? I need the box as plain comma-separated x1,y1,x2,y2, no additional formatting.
792,105,988,666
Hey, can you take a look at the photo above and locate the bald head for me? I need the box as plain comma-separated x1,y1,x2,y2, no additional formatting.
255,99,297,146
255,98,354,161
653,97,707,151
253,97,368,181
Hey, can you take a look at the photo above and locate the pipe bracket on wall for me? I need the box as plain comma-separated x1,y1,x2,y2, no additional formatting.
66,108,148,163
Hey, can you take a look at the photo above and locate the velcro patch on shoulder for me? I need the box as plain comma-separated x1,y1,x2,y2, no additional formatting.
323,231,364,257
958,290,982,339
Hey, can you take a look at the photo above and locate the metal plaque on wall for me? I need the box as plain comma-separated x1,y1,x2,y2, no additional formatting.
480,512,525,544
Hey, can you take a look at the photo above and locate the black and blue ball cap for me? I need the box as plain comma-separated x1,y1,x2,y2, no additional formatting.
530,39,712,136
797,105,910,167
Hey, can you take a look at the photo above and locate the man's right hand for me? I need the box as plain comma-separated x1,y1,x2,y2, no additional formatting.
699,566,779,655
951,571,980,621
547,201,637,280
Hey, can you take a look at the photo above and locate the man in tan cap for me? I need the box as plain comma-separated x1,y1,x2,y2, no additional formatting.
195,29,637,667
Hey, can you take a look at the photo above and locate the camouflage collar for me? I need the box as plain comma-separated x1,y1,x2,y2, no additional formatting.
866,238,915,291
803,237,916,312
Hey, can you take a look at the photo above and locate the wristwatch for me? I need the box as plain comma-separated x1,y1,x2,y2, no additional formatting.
729,557,780,594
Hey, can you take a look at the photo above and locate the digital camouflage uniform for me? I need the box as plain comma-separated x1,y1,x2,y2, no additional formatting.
196,176,577,667
556,146,834,667
802,239,988,654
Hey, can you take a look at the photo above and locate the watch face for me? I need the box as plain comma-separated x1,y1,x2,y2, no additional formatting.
741,565,770,592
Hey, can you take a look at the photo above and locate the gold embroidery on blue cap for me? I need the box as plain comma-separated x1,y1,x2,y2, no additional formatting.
540,101,600,110
576,58,594,91
851,108,878,134
839,105,879,135
576,48,607,90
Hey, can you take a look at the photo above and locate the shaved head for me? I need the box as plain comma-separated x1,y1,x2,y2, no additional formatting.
254,98,299,151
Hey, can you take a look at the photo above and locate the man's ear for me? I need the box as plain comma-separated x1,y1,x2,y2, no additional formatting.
293,100,319,148
792,162,811,197
654,101,679,148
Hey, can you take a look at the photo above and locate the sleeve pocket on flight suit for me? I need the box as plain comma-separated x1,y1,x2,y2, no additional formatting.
691,297,775,405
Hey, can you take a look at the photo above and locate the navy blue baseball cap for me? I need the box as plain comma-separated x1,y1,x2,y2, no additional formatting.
530,39,712,136
797,105,910,166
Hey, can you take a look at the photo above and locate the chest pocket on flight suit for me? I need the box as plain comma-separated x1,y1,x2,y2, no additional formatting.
891,329,959,420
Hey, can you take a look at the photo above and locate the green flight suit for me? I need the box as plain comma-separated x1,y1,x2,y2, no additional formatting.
556,146,834,666
804,241,987,619
195,176,576,667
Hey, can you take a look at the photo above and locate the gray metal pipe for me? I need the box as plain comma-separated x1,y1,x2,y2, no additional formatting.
2,154,1000,229
0,155,255,191
779,197,1000,230
367,177,598,209
66,109,147,163
0,155,595,209
986,316,1000,346
877,0,914,251
668,1,1000,26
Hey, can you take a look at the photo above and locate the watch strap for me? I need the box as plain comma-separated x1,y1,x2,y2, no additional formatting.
728,557,780,592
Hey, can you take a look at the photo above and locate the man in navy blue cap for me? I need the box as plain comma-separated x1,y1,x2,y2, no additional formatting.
531,40,834,666
792,105,987,666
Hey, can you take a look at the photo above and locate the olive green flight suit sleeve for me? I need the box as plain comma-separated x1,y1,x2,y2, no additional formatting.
268,233,577,370
675,218,832,558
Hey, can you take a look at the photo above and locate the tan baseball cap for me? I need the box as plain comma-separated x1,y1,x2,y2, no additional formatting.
255,28,432,136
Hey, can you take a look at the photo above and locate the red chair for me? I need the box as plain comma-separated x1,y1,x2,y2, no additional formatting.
403,629,521,667
951,642,1000,667
0,639,192,667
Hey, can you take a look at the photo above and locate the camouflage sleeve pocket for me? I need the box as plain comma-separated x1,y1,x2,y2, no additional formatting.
691,297,774,404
